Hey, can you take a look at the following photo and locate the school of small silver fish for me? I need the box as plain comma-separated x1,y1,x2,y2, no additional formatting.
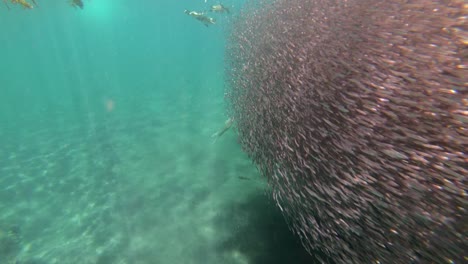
226,0,467,263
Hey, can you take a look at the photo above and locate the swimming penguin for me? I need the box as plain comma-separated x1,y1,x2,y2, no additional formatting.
210,4,230,14
70,0,83,9
184,10,216,27
211,117,234,143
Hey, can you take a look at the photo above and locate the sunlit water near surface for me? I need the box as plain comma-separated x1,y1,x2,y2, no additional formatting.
0,1,316,263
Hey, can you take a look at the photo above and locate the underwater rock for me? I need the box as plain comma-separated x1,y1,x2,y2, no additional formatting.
226,0,467,263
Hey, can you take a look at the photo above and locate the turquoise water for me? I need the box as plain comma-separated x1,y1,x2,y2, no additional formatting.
0,1,314,263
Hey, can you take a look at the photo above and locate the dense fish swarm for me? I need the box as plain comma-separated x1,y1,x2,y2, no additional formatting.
226,0,467,263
